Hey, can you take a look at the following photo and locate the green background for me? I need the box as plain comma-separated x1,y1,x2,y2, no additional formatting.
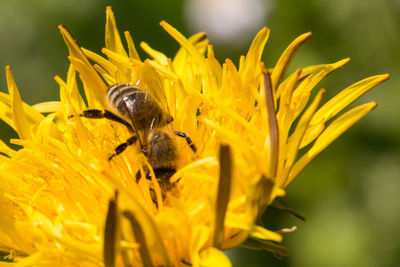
0,0,399,266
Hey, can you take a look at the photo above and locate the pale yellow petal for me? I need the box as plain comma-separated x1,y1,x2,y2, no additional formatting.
32,102,61,113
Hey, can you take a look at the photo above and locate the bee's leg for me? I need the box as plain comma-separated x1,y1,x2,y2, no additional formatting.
108,135,138,161
70,109,134,133
174,131,197,153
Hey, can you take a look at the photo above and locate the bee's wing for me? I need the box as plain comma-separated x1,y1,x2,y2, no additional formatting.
136,62,171,118
113,61,172,133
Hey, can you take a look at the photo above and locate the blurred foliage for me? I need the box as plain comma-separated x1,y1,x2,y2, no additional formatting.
0,0,399,266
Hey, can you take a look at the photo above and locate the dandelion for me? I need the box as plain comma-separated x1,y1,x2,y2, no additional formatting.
0,6,388,267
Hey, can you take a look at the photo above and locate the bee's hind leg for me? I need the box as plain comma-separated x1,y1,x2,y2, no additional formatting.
174,131,197,153
108,135,138,161
70,109,134,133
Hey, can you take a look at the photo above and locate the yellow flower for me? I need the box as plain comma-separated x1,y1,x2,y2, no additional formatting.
0,6,388,267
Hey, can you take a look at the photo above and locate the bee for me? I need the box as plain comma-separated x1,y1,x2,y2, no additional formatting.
75,83,196,201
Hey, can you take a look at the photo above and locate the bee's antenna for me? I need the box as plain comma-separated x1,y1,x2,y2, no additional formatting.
116,84,144,149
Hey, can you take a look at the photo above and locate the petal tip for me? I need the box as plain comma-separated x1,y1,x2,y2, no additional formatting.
382,73,390,80
370,101,378,108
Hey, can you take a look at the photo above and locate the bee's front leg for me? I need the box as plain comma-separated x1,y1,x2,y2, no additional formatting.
69,109,134,133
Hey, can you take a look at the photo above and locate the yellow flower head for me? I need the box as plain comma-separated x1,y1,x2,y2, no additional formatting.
0,6,389,267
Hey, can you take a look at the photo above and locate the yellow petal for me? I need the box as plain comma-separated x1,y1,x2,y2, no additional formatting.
173,32,207,74
299,73,388,149
291,58,351,119
160,21,207,72
288,102,377,184
101,48,134,68
0,139,15,157
312,74,388,126
124,31,141,60
239,27,270,92
199,247,232,267
281,89,325,186
276,58,349,100
249,225,282,242
5,66,32,141
58,25,106,105
82,47,117,76
55,64,86,114
0,101,16,130
190,225,211,267
34,113,63,143
93,64,116,85
115,191,171,267
0,92,44,125
32,102,61,113
105,6,128,58
297,122,325,149
123,210,155,267
271,32,312,90
245,27,270,68
67,56,103,108
206,51,222,87
12,252,43,266
140,41,169,65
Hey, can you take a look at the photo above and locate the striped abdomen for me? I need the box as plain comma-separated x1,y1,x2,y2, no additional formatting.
106,84,172,131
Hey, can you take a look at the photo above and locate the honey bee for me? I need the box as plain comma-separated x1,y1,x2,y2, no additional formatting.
75,83,196,201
